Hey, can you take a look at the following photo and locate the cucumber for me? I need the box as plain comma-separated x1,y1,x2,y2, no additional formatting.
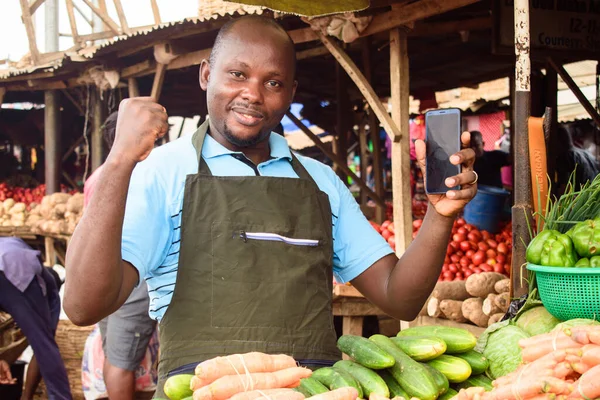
312,367,363,398
421,363,449,395
391,336,447,361
438,388,459,400
163,374,194,400
454,374,494,391
294,385,312,397
299,377,329,396
454,350,489,375
377,369,410,399
427,355,472,383
334,360,389,397
369,334,438,400
337,335,395,369
397,326,476,354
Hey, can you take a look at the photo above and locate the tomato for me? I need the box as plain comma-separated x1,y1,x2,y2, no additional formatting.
466,249,475,258
387,222,395,233
463,270,473,278
477,242,489,252
456,251,464,257
487,239,498,249
493,264,505,273
472,267,482,273
456,218,466,226
381,229,392,240
470,241,478,251
369,221,381,232
487,258,497,266
449,264,458,273
381,220,391,230
468,263,475,270
496,253,507,264
481,231,491,240
472,250,485,266
457,227,467,235
455,272,464,280
412,231,418,239
444,256,451,264
447,243,455,255
497,242,509,254
449,241,459,253
443,271,455,280
387,236,395,247
479,264,491,272
413,219,423,230
486,249,497,259
459,257,469,268
464,224,474,232
459,241,471,252
453,233,467,243
450,254,460,263
467,231,482,242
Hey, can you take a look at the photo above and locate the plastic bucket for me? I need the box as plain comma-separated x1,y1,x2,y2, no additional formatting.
0,360,26,400
463,185,510,233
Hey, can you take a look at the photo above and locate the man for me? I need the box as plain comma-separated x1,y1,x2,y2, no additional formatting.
555,125,600,194
470,130,510,188
64,16,477,397
83,112,157,400
0,237,71,400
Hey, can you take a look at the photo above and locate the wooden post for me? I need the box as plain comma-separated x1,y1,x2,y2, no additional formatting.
29,0,47,14
389,28,413,255
548,58,600,129
359,122,369,206
65,0,80,44
44,90,61,194
128,77,140,98
91,89,104,171
511,0,533,299
151,63,167,102
19,0,40,64
113,0,130,34
336,63,349,182
362,38,386,223
545,63,558,188
0,88,6,105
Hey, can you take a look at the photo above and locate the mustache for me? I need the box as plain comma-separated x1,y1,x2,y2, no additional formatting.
229,103,266,114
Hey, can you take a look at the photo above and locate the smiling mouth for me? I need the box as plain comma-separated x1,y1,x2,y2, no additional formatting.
231,108,264,126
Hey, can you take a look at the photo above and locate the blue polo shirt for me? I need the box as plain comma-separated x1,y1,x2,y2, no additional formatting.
122,130,393,321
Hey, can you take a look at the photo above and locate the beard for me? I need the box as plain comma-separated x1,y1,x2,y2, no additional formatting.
222,121,272,148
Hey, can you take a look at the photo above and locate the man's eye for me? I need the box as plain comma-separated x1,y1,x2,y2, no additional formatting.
267,81,281,88
230,71,244,78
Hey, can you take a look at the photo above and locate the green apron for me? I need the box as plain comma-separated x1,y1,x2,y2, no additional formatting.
155,121,340,397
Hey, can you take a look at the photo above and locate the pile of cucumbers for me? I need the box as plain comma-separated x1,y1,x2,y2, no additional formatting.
298,326,493,400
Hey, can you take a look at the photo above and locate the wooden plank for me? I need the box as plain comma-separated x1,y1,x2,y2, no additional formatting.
319,33,401,143
0,87,5,105
112,0,130,34
29,0,46,14
128,77,139,98
358,122,369,205
121,59,155,78
362,38,386,223
150,0,161,24
80,0,121,34
333,285,364,299
361,0,481,37
548,58,600,128
65,0,80,43
335,63,349,182
297,46,329,60
151,62,167,102
409,316,486,337
342,317,364,346
409,16,491,37
78,30,116,42
390,28,413,255
168,48,211,70
333,299,383,317
19,0,40,64
288,27,318,44
286,111,386,208
73,1,93,26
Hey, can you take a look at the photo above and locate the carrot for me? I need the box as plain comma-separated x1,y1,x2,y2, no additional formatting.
526,395,557,400
192,367,312,400
554,362,573,379
484,377,572,400
588,329,600,345
522,338,583,363
581,344,600,367
573,364,600,399
228,388,305,400
193,352,297,389
305,387,358,400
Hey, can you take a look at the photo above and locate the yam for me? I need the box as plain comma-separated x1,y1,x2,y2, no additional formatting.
494,278,510,294
9,202,26,214
482,294,502,316
66,193,84,213
3,199,15,213
465,272,506,298
51,204,66,219
40,203,53,219
439,299,467,322
427,297,445,318
49,192,71,206
431,280,470,301
493,292,511,313
461,297,490,328
488,313,505,327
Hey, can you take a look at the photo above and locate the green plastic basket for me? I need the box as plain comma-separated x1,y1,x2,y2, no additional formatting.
527,264,600,321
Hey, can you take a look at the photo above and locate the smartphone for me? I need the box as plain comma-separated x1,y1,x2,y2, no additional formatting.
425,108,462,195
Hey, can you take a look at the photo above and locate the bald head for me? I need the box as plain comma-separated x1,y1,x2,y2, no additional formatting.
209,15,296,77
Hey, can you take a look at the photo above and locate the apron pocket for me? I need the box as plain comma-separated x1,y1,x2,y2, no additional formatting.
210,222,331,330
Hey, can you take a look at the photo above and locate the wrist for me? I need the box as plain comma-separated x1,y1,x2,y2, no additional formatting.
427,206,456,225
105,152,137,171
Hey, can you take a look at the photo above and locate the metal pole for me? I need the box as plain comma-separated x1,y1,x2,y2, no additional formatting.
511,0,533,299
45,0,60,194
91,89,104,171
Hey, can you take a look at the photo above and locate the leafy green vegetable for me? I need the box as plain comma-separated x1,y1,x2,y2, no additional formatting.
477,324,529,379
553,319,600,332
515,306,560,336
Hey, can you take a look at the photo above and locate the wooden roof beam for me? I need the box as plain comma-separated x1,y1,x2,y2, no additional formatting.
19,0,40,64
113,0,130,34
65,0,80,44
409,16,491,37
29,0,46,15
150,0,161,25
80,0,121,34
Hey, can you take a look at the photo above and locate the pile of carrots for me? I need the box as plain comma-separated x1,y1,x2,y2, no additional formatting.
455,325,600,400
190,352,359,400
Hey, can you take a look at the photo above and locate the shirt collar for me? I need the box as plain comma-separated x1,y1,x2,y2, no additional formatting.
202,130,293,162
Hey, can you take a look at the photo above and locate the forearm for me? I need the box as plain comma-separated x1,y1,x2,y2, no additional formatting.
385,208,454,319
64,157,136,325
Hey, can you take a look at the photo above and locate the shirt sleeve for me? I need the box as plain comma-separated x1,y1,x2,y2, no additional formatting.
121,161,172,280
330,170,394,283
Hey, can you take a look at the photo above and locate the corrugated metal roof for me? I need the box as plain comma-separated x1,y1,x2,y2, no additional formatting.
0,56,66,79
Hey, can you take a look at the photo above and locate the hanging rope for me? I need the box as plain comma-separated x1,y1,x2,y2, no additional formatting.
82,85,91,182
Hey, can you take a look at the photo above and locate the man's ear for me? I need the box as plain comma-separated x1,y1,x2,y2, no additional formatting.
291,80,298,102
199,59,210,91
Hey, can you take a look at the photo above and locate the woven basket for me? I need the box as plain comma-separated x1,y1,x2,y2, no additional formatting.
37,319,94,400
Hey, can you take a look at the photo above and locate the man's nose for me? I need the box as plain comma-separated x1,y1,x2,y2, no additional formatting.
240,80,263,104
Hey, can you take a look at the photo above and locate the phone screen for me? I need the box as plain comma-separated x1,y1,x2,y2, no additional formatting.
425,109,461,194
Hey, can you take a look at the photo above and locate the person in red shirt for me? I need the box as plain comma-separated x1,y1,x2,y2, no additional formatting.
83,112,156,400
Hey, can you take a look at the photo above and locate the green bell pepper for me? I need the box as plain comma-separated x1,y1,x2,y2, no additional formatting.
570,219,600,258
526,229,578,267
575,258,590,267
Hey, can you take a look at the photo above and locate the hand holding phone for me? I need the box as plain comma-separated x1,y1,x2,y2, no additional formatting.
425,108,462,195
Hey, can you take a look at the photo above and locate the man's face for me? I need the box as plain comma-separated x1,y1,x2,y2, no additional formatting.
200,23,297,148
472,136,484,156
